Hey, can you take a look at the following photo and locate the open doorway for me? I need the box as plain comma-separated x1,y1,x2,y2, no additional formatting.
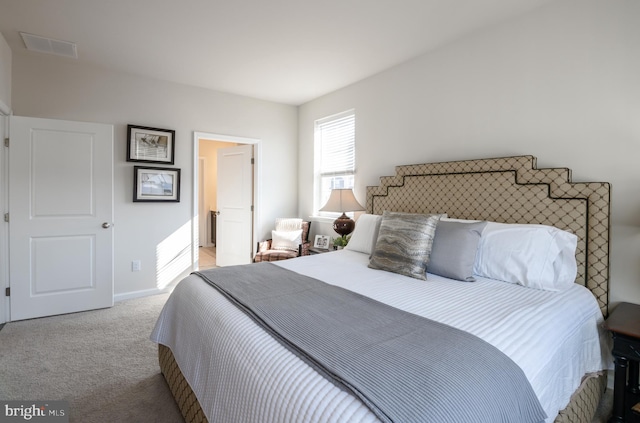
192,132,260,270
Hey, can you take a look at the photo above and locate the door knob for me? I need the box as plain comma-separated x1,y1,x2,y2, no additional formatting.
102,222,111,229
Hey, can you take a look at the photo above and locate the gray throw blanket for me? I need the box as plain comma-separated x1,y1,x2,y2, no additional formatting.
195,263,546,423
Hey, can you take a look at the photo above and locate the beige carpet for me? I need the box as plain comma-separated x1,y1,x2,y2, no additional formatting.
0,292,613,423
0,293,183,423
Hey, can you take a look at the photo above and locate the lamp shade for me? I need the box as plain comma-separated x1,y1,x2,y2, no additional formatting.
319,189,365,238
319,189,365,213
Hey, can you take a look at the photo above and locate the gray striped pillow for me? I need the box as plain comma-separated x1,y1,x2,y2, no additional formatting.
368,211,442,280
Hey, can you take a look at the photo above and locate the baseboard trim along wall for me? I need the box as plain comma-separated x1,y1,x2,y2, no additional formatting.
114,286,174,303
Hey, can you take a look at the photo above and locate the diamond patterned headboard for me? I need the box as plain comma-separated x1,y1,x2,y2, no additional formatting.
366,155,611,316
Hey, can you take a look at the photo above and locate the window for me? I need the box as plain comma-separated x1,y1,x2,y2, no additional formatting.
314,110,355,215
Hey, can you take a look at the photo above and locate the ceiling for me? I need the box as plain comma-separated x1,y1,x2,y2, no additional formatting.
0,0,557,105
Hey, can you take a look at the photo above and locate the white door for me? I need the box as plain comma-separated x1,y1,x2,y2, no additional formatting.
9,116,114,321
216,144,253,266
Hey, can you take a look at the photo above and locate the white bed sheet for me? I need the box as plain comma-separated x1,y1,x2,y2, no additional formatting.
151,250,612,423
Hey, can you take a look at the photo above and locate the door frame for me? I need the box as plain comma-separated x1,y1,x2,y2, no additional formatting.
0,99,10,323
198,157,208,247
192,131,261,269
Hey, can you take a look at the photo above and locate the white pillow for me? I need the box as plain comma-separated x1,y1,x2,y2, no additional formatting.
441,217,481,223
275,218,303,231
345,214,382,255
271,229,302,252
473,222,578,291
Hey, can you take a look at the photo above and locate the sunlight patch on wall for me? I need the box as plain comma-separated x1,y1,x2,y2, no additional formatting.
156,221,193,289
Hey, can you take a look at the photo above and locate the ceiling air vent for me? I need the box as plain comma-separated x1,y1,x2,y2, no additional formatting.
20,32,78,59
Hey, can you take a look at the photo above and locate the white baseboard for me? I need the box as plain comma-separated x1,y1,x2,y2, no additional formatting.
114,286,175,302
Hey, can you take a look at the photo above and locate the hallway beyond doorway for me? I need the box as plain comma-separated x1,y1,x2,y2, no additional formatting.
199,247,217,270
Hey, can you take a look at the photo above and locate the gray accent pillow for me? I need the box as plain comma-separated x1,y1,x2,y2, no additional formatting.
428,220,487,282
368,211,442,280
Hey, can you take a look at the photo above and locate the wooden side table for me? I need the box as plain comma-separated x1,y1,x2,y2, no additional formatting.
605,302,640,422
309,247,331,255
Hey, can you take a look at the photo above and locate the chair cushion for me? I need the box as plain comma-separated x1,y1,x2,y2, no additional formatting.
254,250,298,262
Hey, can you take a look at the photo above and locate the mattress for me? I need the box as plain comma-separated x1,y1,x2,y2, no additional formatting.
151,249,611,423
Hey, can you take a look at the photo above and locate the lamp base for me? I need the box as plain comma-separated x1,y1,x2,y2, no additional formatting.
333,213,355,237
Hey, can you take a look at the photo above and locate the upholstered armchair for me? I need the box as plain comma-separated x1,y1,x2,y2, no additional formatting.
254,220,311,262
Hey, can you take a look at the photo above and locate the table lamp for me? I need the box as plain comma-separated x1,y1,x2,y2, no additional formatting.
319,188,365,238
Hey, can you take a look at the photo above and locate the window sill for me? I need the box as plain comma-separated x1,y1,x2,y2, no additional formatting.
308,215,336,224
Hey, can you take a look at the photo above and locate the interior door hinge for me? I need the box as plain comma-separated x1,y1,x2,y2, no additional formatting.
251,205,254,212
5,287,9,297
3,213,8,223
3,138,8,147
251,158,254,165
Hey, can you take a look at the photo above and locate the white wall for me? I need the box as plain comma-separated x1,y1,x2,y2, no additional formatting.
299,0,640,307
11,53,298,298
0,32,10,110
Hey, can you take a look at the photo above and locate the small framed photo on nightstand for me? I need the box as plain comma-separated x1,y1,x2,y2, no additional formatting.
313,235,330,249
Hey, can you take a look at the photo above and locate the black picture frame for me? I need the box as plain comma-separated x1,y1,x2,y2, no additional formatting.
127,124,175,164
133,166,181,202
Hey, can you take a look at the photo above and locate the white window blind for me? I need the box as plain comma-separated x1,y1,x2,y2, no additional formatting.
315,110,355,214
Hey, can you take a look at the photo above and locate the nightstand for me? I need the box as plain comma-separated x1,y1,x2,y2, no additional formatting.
309,247,331,255
605,302,640,423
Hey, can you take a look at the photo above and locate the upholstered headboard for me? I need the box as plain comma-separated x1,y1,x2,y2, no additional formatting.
366,155,611,316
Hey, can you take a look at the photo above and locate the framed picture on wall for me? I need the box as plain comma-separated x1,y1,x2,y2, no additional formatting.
127,124,175,164
133,166,181,202
313,235,330,249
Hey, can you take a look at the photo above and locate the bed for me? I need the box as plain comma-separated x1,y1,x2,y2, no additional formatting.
151,155,612,423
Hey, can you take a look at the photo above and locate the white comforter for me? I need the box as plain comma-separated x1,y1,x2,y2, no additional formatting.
151,250,611,423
